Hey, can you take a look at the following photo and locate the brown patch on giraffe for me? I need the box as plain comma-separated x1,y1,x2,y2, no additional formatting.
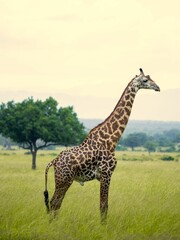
104,134,110,139
72,160,77,165
107,122,113,134
88,145,93,151
111,135,118,142
98,151,103,158
119,117,125,125
123,116,128,125
114,131,120,138
110,116,116,123
80,163,86,170
126,88,131,94
101,125,108,132
125,107,130,115
126,101,132,108
79,154,85,161
99,130,105,138
112,121,119,131
120,126,125,133
121,100,126,107
125,95,130,100
92,157,97,163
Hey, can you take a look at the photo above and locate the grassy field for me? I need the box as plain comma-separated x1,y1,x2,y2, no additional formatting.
0,149,180,240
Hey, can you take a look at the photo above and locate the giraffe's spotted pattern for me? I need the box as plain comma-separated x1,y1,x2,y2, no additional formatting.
44,69,160,223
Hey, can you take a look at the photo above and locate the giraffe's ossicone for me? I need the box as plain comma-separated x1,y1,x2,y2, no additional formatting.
44,68,160,223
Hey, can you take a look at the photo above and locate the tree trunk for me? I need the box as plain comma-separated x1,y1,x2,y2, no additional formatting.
32,150,37,170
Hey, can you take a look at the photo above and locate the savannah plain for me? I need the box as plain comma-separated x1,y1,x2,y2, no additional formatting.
0,148,179,240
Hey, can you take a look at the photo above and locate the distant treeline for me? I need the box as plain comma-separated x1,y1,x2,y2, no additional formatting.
118,129,180,153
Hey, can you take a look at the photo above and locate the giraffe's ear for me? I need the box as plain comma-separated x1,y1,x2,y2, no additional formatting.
139,68,145,76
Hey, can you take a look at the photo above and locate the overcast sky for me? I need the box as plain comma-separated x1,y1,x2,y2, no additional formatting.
1,0,180,120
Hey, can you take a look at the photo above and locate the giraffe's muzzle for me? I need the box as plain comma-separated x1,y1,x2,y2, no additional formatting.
155,85,160,91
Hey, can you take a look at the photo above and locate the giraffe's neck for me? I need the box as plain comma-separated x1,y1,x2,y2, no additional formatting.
89,83,137,151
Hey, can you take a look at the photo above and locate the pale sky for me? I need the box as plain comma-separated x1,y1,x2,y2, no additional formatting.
1,0,180,121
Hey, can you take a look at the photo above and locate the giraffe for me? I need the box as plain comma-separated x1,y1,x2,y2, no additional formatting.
44,68,160,223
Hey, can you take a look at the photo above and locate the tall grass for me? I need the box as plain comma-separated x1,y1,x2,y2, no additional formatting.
0,150,179,240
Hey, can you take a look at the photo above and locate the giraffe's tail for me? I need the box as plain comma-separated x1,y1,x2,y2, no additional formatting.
44,160,54,213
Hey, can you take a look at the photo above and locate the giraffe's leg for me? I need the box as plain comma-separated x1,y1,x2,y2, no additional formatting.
50,179,73,219
100,173,111,224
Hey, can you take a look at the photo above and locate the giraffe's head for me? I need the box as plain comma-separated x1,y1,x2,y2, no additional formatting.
131,68,160,92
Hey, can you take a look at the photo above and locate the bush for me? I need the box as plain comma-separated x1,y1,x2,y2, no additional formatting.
24,151,31,155
161,155,174,161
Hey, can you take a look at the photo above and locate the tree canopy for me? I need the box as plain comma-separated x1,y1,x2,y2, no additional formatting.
123,132,147,150
0,97,86,169
120,128,180,152
144,141,157,154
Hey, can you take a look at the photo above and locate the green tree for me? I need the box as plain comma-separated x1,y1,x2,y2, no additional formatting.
152,133,170,147
163,129,180,143
175,134,180,143
58,107,86,146
0,97,86,169
123,132,147,150
144,141,157,154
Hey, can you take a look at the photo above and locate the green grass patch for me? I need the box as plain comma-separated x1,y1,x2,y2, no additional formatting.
0,150,180,240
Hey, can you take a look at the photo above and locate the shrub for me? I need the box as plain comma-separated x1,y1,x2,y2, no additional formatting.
24,151,31,155
161,155,174,161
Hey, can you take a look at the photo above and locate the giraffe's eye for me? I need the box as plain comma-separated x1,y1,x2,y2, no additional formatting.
143,79,148,83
